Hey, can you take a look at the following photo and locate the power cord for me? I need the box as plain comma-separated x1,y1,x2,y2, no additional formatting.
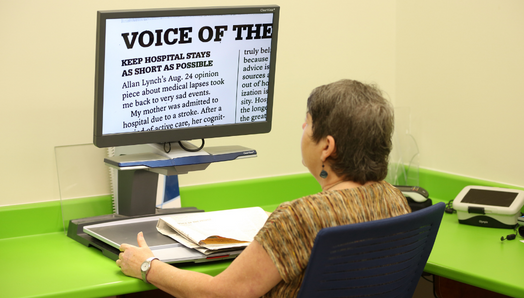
444,200,456,214
501,223,523,241
162,139,206,153
179,139,205,152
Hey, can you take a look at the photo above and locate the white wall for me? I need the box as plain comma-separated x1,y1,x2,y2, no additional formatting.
0,0,396,206
396,0,524,187
2,0,521,207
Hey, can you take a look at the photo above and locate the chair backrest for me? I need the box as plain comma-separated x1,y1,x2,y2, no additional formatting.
297,202,446,298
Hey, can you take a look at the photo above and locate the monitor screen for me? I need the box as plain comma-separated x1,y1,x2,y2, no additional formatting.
93,5,279,148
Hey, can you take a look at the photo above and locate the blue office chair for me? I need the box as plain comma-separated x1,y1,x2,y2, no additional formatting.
297,202,446,298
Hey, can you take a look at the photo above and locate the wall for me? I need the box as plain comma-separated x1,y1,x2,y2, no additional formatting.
396,0,524,188
3,1,521,207
0,0,396,206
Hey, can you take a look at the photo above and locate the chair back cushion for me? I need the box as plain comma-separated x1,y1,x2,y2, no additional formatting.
297,202,445,298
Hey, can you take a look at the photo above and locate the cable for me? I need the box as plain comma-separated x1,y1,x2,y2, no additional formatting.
501,234,516,241
178,139,205,152
421,272,433,283
163,142,171,153
445,200,456,214
501,224,522,241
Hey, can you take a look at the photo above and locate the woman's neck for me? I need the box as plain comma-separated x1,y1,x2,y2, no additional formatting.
322,180,361,191
322,179,377,192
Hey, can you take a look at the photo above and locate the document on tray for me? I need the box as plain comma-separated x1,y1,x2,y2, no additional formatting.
156,207,269,255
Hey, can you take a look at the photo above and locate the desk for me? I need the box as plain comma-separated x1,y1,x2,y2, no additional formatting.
427,203,524,297
0,174,317,298
1,170,523,298
419,169,524,298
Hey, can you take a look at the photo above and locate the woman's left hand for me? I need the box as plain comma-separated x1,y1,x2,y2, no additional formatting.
116,232,155,280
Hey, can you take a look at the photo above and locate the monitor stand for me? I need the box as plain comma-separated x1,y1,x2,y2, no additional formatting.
106,141,257,216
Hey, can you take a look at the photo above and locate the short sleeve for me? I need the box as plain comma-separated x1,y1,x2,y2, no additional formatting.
255,201,314,282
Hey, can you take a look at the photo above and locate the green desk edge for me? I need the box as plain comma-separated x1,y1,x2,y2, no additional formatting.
1,170,523,298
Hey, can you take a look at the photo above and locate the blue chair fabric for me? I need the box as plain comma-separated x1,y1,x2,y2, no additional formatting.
297,202,446,298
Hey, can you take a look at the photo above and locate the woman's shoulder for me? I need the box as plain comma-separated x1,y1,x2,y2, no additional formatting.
279,192,328,208
269,192,326,218
271,181,405,215
341,180,401,197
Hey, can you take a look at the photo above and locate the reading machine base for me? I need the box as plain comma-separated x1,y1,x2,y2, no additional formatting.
67,207,204,261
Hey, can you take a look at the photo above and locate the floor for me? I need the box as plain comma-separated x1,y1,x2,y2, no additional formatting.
413,273,436,298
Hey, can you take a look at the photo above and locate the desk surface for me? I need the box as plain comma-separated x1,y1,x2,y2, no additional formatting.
1,171,524,298
1,230,235,298
426,200,524,297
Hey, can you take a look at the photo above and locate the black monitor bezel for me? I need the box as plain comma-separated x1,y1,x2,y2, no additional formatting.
93,5,279,148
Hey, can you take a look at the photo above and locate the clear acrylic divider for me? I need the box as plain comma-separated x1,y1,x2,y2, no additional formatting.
54,143,113,233
386,107,420,186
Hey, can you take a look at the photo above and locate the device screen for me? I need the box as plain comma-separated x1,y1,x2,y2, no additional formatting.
461,189,518,207
94,7,279,148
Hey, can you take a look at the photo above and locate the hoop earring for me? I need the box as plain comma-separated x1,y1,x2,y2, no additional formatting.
319,164,328,179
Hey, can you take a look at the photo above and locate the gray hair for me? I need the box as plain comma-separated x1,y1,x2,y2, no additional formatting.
306,79,394,184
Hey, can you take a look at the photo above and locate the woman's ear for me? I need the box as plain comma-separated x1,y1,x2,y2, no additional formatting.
320,135,336,162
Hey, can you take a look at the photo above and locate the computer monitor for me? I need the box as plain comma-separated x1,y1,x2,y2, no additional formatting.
93,5,279,148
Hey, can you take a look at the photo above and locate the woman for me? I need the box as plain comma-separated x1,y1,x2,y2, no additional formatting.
117,79,411,297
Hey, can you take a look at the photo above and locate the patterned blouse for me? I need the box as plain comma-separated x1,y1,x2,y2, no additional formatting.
255,180,411,297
